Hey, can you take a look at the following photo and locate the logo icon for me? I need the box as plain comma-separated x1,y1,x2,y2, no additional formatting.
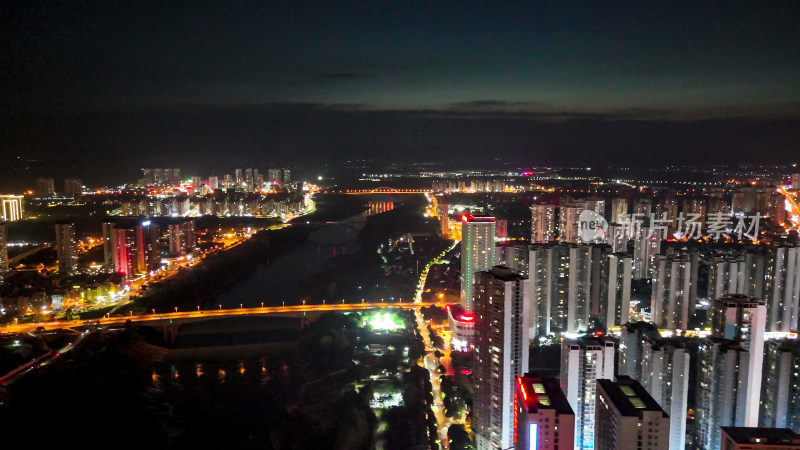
579,210,608,243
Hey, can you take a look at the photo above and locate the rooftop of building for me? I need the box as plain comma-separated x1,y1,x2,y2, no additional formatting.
460,214,495,223
770,338,800,352
622,321,660,334
482,265,525,281
715,294,766,307
647,336,688,350
517,374,573,416
446,304,475,323
597,376,668,418
563,335,616,349
494,240,528,249
721,427,800,445
702,336,747,350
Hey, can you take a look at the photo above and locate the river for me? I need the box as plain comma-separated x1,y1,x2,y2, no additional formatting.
216,195,399,308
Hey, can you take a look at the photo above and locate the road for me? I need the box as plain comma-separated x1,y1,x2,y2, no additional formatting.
780,187,800,229
411,241,464,448
414,240,459,303
3,301,450,333
0,330,92,386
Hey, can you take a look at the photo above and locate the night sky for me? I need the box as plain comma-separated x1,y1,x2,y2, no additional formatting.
1,1,799,188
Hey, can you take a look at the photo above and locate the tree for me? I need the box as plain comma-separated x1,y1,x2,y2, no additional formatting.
448,424,474,450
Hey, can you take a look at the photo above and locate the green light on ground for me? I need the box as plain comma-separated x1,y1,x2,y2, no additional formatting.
364,311,404,331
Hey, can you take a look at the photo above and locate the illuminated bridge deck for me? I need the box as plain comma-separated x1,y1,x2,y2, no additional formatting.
2,301,449,334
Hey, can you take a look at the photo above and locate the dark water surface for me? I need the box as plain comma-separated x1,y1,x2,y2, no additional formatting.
217,195,399,308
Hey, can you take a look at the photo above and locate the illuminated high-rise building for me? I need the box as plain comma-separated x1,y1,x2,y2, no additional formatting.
708,255,747,302
268,168,281,183
695,339,759,450
235,169,243,186
208,176,219,189
136,221,161,273
743,248,768,298
682,198,708,227
141,168,155,185
223,174,233,189
617,321,661,378
168,168,181,185
695,295,766,449
633,224,662,279
763,243,800,332
603,252,633,327
36,177,55,197
656,198,680,234
709,195,730,216
530,204,556,243
495,242,529,276
111,222,161,279
792,173,800,189
64,177,82,196
473,266,531,450
611,198,629,223
558,198,605,244
111,226,139,280
560,336,615,450
190,176,202,190
711,295,767,352
55,222,78,274
760,339,800,432
641,339,691,450
529,243,613,336
768,192,787,226
720,427,800,449
154,168,166,184
651,252,697,330
595,377,670,450
0,221,8,275
282,169,291,184
168,219,196,256
514,374,575,450
0,195,25,222
557,205,582,243
460,214,495,312
617,321,660,380
245,168,253,190
102,222,115,271
634,198,652,217
606,222,630,253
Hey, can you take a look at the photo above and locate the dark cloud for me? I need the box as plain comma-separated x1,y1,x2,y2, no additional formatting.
0,0,798,188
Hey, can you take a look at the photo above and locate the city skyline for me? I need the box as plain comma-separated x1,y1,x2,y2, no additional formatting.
3,3,800,449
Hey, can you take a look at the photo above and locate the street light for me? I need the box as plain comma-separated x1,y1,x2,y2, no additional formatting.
261,302,264,307
219,304,222,310
151,308,155,315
